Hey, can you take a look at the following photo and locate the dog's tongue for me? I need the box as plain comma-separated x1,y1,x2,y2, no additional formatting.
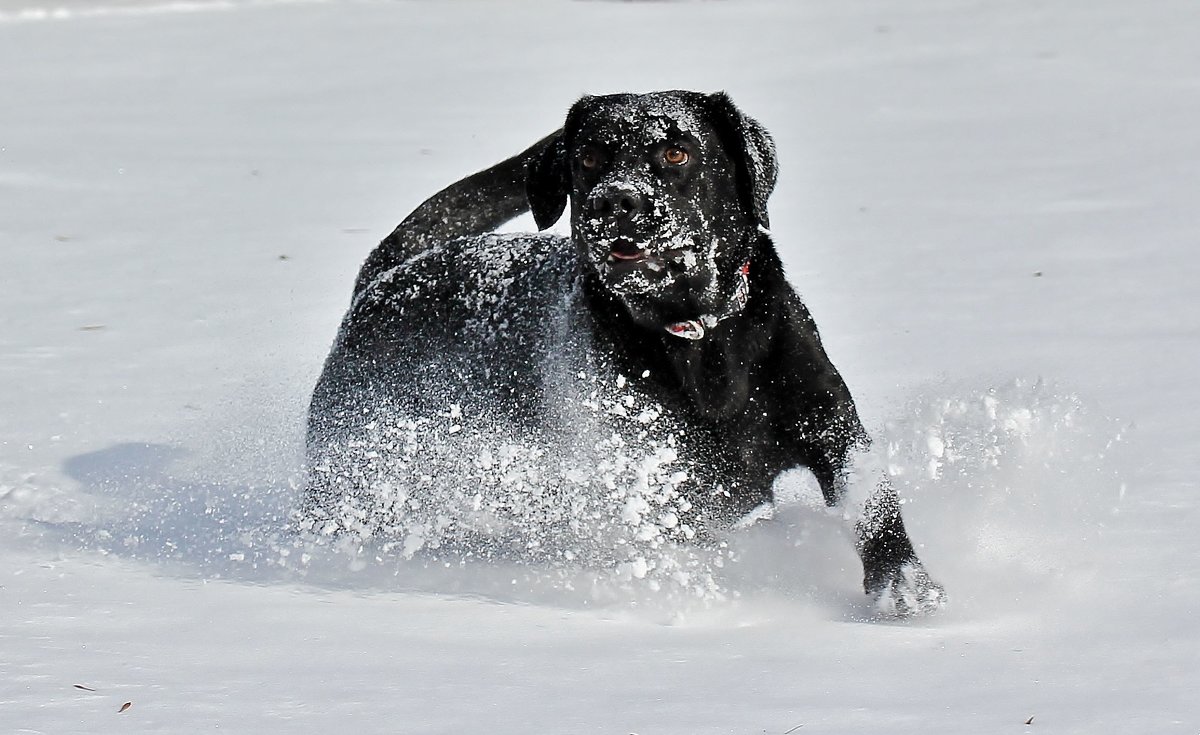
610,239,644,261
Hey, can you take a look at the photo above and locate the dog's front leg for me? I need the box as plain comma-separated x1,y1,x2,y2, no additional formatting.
769,302,945,616
801,431,945,616
853,476,946,617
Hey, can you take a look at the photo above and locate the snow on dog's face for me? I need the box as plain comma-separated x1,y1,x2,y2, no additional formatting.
527,91,777,330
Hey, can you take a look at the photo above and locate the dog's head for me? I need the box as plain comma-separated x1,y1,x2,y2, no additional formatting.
527,91,777,332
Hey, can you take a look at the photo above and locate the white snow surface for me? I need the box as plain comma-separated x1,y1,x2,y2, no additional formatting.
2,0,1199,732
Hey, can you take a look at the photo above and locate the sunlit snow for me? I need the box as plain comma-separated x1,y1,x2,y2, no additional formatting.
2,0,1198,732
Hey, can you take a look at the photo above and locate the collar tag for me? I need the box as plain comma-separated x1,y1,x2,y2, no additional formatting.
665,319,706,340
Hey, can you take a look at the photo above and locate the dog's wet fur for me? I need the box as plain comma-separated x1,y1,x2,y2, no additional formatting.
305,91,944,615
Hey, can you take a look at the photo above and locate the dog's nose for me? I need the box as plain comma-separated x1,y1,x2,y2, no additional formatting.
589,189,646,219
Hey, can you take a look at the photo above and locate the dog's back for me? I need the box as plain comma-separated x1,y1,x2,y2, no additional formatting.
307,232,575,459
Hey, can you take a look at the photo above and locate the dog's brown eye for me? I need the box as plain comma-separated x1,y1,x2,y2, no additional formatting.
580,152,600,170
663,146,689,166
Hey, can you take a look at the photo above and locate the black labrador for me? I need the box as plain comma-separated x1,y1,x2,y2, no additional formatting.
305,90,944,615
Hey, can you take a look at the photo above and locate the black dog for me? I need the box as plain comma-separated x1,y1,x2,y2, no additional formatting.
305,91,943,615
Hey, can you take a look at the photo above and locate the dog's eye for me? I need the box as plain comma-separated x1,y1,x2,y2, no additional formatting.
663,146,690,166
579,151,601,171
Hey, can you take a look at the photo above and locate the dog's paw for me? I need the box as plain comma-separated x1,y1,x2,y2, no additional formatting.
867,561,946,618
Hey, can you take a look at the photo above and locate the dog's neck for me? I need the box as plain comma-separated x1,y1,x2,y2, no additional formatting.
581,242,779,422
663,260,751,341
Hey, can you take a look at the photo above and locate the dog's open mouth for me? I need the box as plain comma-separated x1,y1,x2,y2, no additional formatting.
602,241,698,285
609,238,646,262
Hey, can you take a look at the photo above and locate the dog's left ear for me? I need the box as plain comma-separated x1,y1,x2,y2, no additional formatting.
526,132,570,230
707,92,778,230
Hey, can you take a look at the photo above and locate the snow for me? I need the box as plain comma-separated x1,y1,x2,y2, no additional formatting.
2,0,1199,732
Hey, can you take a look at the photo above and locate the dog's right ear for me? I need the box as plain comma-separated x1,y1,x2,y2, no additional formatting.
526,132,570,231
